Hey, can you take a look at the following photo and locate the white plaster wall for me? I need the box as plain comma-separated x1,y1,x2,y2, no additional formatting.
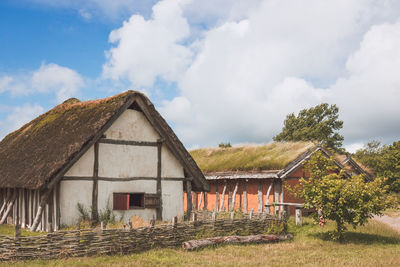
161,180,184,221
104,109,160,141
59,180,93,226
98,180,157,222
161,144,184,178
99,144,157,178
64,145,94,177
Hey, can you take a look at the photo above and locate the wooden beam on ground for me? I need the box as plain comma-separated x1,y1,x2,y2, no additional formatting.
182,234,294,250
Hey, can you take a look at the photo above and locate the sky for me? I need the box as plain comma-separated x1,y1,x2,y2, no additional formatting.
1,0,400,153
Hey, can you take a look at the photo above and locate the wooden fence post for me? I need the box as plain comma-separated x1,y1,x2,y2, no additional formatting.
212,211,217,222
249,209,253,220
172,216,178,227
192,212,197,222
295,208,302,226
15,224,21,237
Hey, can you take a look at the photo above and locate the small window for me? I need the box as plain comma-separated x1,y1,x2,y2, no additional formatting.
129,193,144,208
113,193,149,210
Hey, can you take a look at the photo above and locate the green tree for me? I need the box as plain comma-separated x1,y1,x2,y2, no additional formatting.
353,140,383,173
354,140,400,192
288,151,395,241
377,141,400,193
274,103,344,151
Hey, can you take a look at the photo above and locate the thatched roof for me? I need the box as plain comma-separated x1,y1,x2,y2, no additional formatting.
190,142,371,180
0,91,208,191
190,142,315,174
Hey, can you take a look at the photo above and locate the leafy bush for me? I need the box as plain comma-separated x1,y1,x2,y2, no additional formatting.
287,151,396,241
218,142,232,148
77,202,91,222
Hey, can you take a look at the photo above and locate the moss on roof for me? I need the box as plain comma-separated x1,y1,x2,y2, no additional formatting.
0,92,132,189
190,141,315,173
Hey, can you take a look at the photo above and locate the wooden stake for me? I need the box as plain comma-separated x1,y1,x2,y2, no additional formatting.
0,189,17,224
215,183,219,212
203,192,207,211
265,183,272,214
243,180,247,213
258,180,263,213
197,192,203,211
295,208,302,226
186,180,192,220
219,182,227,212
30,190,51,232
231,182,239,211
0,188,11,218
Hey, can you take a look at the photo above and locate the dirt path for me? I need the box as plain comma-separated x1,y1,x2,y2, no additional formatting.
374,215,400,232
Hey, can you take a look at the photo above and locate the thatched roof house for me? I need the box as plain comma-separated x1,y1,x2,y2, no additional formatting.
188,142,370,214
0,90,208,231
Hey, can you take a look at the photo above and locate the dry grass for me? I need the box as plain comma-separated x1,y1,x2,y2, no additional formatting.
3,217,400,267
190,141,315,173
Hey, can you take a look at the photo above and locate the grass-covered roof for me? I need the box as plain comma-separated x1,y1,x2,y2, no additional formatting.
190,142,316,173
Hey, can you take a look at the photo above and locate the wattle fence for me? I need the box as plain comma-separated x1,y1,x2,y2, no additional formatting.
0,215,285,261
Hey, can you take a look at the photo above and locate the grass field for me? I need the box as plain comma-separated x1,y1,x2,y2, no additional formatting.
1,217,400,267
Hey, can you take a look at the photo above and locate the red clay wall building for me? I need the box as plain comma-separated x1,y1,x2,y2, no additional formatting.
185,166,307,215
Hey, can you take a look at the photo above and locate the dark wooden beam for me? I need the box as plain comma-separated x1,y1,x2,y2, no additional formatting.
91,142,99,223
63,176,188,182
56,183,60,231
98,138,159,147
186,180,192,220
156,140,162,220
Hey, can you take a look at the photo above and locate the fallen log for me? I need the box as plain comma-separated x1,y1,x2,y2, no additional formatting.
182,234,293,250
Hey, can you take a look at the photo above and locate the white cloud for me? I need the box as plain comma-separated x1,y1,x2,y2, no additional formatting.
103,0,192,88
31,63,85,101
157,0,400,147
0,63,85,102
0,104,44,141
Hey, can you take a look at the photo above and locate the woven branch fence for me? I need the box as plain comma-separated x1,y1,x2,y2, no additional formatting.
0,216,284,261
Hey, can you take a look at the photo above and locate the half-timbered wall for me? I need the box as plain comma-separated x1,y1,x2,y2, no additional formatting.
59,109,185,226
